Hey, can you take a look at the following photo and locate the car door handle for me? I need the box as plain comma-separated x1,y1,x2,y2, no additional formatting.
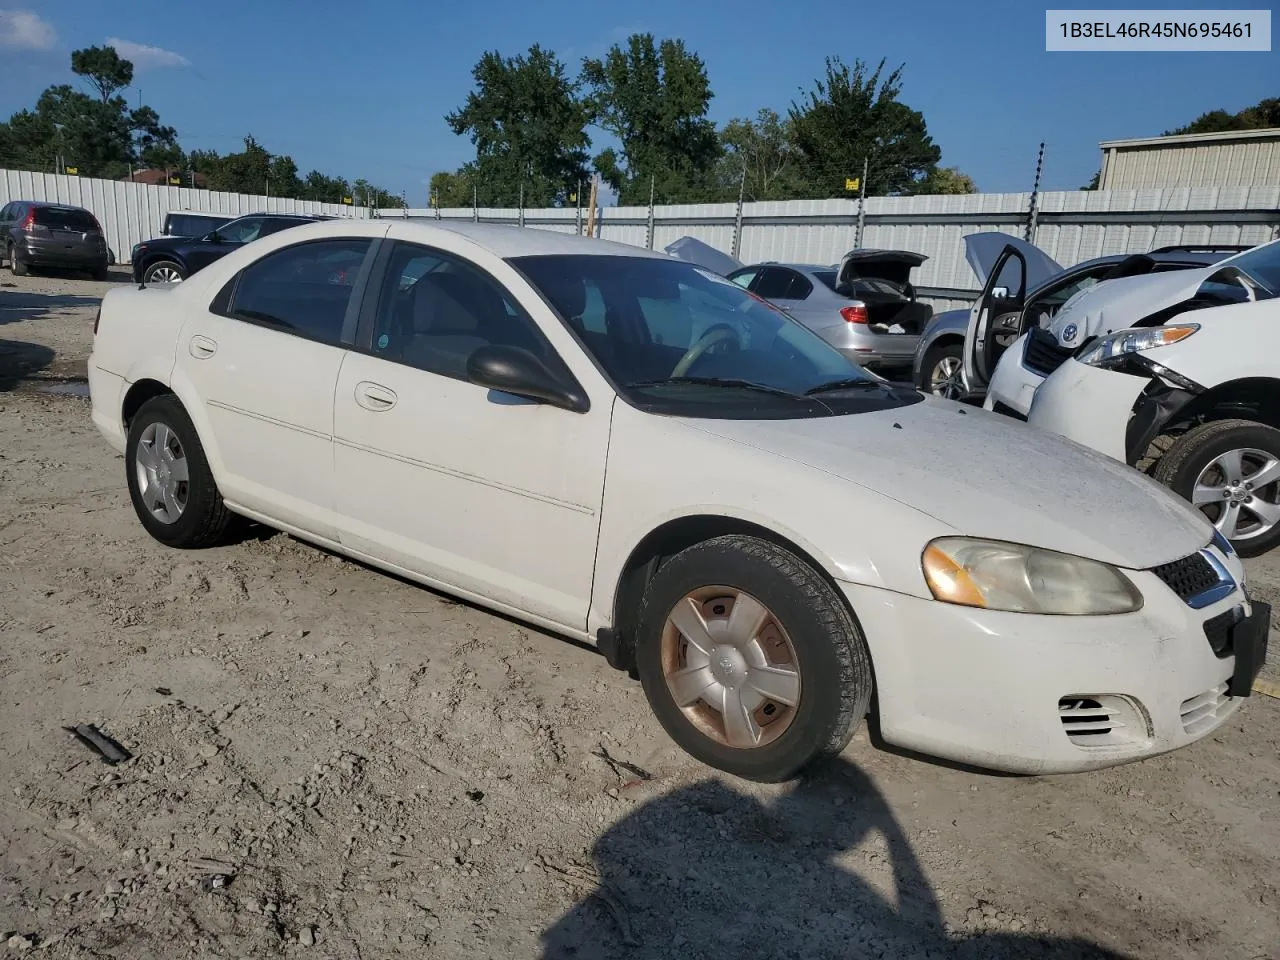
354,381,397,411
189,335,217,359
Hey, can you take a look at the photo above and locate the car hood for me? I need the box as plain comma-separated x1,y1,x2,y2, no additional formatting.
963,232,1062,289
1045,265,1216,348
663,237,742,277
688,397,1210,570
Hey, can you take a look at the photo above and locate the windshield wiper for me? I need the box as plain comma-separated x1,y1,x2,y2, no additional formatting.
625,376,804,399
803,378,882,396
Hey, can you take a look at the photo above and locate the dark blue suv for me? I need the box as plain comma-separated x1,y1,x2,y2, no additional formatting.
130,212,329,284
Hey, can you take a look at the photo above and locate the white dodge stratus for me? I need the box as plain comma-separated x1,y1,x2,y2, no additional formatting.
88,219,1269,781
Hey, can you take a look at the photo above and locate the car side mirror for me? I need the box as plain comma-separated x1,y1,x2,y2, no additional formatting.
466,344,589,413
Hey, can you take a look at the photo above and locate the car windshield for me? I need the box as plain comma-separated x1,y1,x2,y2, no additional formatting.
511,254,901,418
812,269,839,291
1222,240,1280,296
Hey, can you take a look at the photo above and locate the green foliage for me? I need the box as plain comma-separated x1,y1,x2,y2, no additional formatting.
788,57,941,198
922,165,977,194
712,109,807,202
0,45,400,205
70,46,134,103
1164,97,1280,135
581,34,720,204
445,44,590,206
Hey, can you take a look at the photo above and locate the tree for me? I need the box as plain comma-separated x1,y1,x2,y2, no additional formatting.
71,46,134,103
446,44,591,207
788,58,941,198
1165,96,1280,135
922,166,977,194
430,168,478,207
713,109,806,201
581,33,721,204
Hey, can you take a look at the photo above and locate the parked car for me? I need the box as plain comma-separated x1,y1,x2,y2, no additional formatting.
663,236,743,277
0,200,110,280
130,212,328,284
725,252,931,373
88,219,1267,781
163,210,234,238
1022,238,1280,556
912,235,1246,402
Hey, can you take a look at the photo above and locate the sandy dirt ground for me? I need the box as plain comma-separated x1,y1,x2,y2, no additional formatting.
2,269,1279,960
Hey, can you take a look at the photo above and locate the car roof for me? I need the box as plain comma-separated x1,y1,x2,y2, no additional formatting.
392,220,671,260
23,201,92,212
737,262,835,273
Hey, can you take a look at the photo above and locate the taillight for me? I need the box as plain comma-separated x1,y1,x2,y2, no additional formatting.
840,302,869,324
20,210,35,229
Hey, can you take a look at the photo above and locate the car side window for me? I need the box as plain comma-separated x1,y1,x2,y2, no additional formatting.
219,218,264,243
0,203,11,220
223,238,372,345
752,267,800,301
368,242,557,382
728,268,759,290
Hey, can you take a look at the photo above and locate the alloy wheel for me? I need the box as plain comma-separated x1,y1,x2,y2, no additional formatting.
1191,447,1280,543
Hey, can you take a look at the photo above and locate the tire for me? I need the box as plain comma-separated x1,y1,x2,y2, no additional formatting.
634,535,873,782
92,265,109,282
917,341,965,400
1153,418,1280,558
125,395,233,549
10,246,29,277
143,260,186,284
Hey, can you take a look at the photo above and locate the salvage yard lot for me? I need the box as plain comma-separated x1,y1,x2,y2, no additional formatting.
2,271,1279,960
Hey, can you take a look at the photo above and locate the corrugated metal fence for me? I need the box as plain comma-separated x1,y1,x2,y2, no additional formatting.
0,168,366,267
5,169,1277,310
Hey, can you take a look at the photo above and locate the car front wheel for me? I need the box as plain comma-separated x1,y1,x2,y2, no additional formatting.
634,535,873,782
143,260,185,284
1154,418,1280,557
918,341,965,399
125,395,233,548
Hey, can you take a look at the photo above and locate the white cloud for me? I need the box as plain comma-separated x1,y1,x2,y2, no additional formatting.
0,9,57,50
106,37,190,69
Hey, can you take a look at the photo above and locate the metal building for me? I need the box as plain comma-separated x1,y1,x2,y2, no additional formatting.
1098,128,1280,190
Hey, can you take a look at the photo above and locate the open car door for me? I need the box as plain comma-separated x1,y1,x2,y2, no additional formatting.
962,236,1063,390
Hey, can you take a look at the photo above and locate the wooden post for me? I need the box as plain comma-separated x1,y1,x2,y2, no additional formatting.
585,176,599,238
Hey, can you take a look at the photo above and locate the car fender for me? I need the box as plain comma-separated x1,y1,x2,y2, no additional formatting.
587,402,956,635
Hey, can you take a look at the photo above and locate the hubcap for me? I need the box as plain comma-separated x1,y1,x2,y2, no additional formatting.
150,265,182,283
928,355,964,399
1190,447,1280,544
660,587,801,750
135,422,190,523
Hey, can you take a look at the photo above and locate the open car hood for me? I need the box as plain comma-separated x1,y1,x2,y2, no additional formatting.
963,232,1063,290
836,249,927,287
663,237,742,277
1045,264,1220,347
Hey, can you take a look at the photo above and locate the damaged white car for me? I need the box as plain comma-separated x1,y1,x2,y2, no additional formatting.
1025,237,1280,556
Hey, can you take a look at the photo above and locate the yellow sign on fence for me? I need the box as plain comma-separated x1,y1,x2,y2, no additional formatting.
342,196,353,205
66,166,79,175
844,177,860,192
169,177,181,185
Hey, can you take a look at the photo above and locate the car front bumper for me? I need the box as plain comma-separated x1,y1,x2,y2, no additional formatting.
841,564,1264,775
981,335,1044,419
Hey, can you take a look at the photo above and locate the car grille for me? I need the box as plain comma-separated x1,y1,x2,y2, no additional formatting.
1057,695,1148,748
1179,682,1238,736
1022,328,1075,377
1150,552,1220,603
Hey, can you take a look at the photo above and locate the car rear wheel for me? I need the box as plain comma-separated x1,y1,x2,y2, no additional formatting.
634,535,872,782
1154,419,1280,557
9,245,28,277
143,260,185,284
125,395,233,548
92,265,109,281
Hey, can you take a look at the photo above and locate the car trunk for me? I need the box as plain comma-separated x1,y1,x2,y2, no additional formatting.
830,249,933,336
29,207,106,261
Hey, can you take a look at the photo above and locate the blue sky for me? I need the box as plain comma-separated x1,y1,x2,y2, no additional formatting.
1,0,1275,202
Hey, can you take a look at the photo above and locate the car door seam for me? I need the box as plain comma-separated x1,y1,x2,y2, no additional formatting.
331,436,595,515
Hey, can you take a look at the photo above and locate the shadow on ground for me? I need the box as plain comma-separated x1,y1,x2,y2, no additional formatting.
0,338,56,391
0,289,102,327
541,757,1127,960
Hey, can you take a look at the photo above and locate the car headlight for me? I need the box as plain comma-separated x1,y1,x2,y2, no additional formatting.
1076,324,1198,368
922,537,1143,615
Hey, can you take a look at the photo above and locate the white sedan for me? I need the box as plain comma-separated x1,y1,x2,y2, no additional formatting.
88,219,1269,781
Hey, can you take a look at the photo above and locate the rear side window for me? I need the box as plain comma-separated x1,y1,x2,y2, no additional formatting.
34,207,99,231
166,214,227,237
223,238,373,345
